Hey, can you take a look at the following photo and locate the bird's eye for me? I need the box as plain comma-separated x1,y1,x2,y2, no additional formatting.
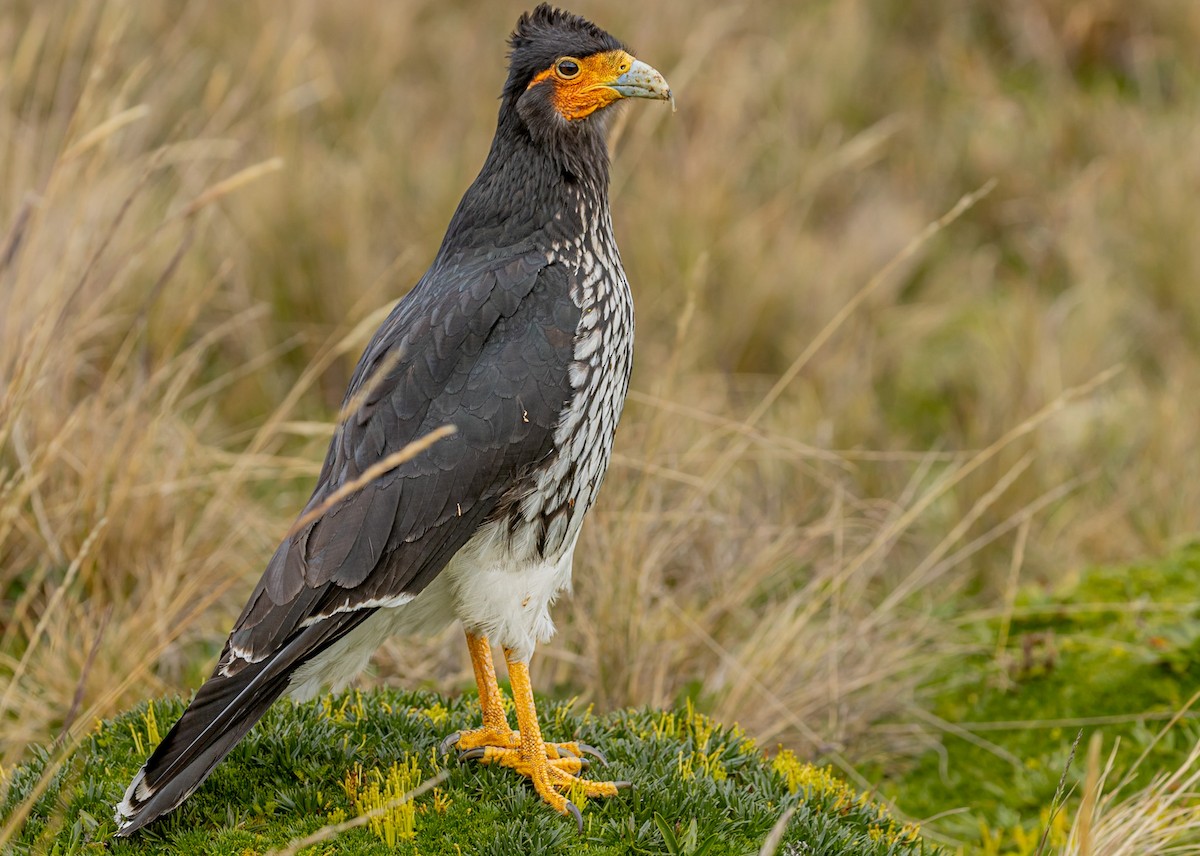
556,59,580,79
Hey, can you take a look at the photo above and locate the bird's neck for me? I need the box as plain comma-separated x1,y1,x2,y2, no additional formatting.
437,110,612,258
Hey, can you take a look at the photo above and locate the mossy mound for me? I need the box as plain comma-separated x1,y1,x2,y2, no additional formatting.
882,543,1200,850
3,689,941,855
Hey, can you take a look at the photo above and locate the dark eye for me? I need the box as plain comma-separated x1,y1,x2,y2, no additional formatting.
556,59,580,78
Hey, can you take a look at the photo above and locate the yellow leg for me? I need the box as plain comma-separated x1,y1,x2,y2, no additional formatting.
442,635,628,829
480,648,624,829
463,632,513,739
442,632,589,762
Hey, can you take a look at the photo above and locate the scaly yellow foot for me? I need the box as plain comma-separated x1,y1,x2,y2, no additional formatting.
439,632,519,754
451,728,597,763
439,633,601,763
443,632,629,830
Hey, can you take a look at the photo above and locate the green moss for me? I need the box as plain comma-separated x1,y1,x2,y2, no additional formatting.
883,543,1200,851
2,691,941,856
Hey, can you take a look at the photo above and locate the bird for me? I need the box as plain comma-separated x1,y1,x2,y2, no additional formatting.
114,4,673,836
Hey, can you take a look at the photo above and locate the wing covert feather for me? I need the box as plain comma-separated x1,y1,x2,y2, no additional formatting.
221,254,579,673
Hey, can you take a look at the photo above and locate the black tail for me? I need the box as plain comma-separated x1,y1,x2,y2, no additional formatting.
113,655,291,835
114,611,371,835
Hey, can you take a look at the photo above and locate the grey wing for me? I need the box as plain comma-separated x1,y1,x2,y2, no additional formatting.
222,250,581,672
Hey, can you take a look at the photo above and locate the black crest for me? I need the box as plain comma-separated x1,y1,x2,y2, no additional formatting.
503,5,627,101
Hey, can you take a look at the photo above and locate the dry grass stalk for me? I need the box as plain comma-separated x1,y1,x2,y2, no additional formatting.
1059,739,1200,856
286,424,456,538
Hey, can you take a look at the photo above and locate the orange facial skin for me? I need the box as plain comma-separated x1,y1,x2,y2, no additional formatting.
526,49,636,121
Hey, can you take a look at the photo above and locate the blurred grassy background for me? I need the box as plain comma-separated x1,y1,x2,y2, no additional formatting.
2,0,1199,851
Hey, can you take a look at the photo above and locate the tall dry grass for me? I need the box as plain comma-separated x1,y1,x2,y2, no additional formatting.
1059,708,1200,856
3,0,1200,846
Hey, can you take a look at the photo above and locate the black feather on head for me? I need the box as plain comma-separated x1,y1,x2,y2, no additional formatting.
441,5,631,249
503,4,627,102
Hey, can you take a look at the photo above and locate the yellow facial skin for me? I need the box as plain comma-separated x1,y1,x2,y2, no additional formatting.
527,50,637,121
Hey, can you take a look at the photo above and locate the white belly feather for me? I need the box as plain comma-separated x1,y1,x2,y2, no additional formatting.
287,519,577,700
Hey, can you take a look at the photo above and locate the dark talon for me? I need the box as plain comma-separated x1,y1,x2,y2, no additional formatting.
613,780,633,790
458,747,488,762
556,745,579,759
438,732,461,757
565,799,583,834
577,743,608,766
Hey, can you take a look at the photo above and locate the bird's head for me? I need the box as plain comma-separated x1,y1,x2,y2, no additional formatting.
504,5,672,147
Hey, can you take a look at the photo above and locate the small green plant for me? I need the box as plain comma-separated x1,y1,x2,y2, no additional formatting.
344,757,423,846
654,812,721,856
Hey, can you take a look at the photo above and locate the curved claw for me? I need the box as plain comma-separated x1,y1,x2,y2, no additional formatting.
458,747,488,763
438,731,462,757
575,742,608,766
565,798,583,834
613,780,633,790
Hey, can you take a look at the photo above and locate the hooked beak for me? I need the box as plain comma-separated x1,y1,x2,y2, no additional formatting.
606,58,676,111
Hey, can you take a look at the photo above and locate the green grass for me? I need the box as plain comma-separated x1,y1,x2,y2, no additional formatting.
882,543,1200,852
3,690,939,856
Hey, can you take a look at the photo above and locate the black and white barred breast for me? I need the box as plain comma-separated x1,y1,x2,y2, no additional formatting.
508,192,635,562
